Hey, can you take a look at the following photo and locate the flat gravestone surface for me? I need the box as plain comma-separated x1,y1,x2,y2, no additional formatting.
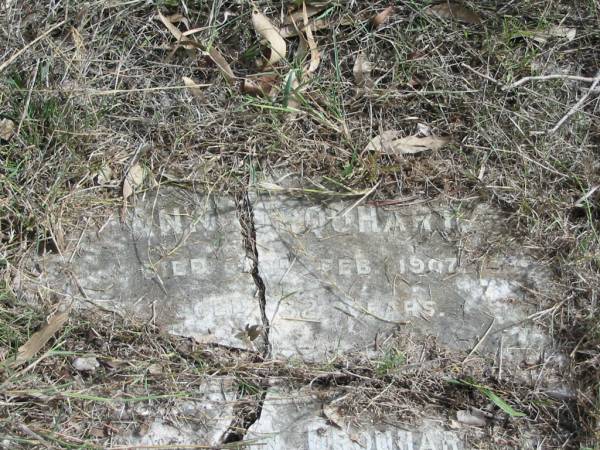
247,389,465,450
113,378,234,447
254,194,550,362
39,189,260,349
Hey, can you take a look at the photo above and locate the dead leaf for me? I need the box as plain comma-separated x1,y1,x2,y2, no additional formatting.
457,410,488,427
323,403,364,445
73,356,99,372
364,131,451,155
207,47,235,83
156,11,196,49
353,52,373,87
252,10,287,66
157,11,183,40
147,363,163,375
425,2,481,24
529,25,577,43
372,6,394,29
182,76,204,97
302,2,320,74
122,163,145,201
94,164,112,185
284,4,326,25
235,324,263,342
0,118,15,141
280,18,331,38
14,309,70,366
242,75,278,97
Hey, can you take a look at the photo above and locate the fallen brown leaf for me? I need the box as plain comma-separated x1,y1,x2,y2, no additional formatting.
156,11,202,52
207,47,235,83
242,75,278,97
284,4,326,25
372,6,394,29
302,3,320,74
364,131,451,155
252,9,287,66
457,410,488,427
425,2,481,24
123,163,145,201
182,76,204,97
0,118,15,141
528,25,577,43
14,309,70,366
280,18,331,38
353,52,373,87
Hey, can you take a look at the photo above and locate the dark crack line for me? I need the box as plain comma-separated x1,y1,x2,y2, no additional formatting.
236,190,271,357
219,190,271,446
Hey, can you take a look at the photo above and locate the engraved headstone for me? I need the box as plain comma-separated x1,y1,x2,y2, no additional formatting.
114,378,234,447
254,193,551,363
37,189,260,349
247,389,466,450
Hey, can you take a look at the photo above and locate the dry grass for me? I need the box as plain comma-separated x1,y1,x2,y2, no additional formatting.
1,0,599,448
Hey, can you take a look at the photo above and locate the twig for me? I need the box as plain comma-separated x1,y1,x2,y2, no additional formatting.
461,63,502,86
464,318,495,362
0,21,66,74
549,69,600,134
504,73,598,90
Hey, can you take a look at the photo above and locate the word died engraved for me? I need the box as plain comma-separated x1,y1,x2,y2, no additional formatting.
399,256,457,275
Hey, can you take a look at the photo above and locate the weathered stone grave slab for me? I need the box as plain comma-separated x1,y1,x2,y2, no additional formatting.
254,193,551,362
247,388,466,450
38,189,261,349
114,378,234,447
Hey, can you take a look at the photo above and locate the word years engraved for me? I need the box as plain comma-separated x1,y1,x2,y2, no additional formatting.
301,206,457,235
398,256,457,275
306,428,461,450
403,287,436,318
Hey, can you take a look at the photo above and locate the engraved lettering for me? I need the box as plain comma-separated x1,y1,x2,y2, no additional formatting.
331,213,353,233
428,259,444,274
404,299,421,317
321,259,333,273
397,431,415,450
190,258,207,275
409,256,425,274
172,260,187,276
305,207,326,229
356,258,371,275
339,258,353,276
444,257,457,273
414,214,432,232
358,206,379,233
383,213,408,233
160,208,183,235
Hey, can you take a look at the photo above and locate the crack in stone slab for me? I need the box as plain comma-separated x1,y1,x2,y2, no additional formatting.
236,190,271,357
220,190,273,445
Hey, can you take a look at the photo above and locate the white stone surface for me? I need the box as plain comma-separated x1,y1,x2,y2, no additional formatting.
253,193,552,362
39,189,261,350
114,378,234,447
247,389,465,450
